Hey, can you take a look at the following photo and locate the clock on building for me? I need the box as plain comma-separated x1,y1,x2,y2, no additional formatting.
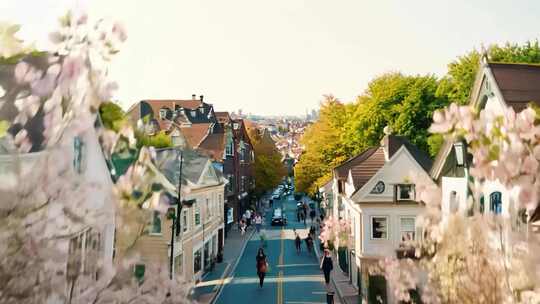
370,181,385,194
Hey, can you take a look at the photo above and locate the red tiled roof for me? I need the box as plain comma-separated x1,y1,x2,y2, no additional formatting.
489,63,540,111
179,123,212,148
142,99,204,116
198,132,226,161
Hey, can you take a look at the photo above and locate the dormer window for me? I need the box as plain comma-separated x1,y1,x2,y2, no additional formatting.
199,107,205,114
190,110,196,118
159,109,167,120
397,184,415,201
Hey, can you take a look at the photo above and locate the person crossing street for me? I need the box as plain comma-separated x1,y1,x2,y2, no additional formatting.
256,248,268,288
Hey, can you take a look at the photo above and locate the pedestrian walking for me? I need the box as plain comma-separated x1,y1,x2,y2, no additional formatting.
255,213,263,233
310,209,316,222
320,249,333,285
302,202,308,218
295,234,302,254
240,220,246,235
305,234,314,254
296,209,301,222
309,225,316,237
301,212,306,227
256,248,268,288
245,209,252,228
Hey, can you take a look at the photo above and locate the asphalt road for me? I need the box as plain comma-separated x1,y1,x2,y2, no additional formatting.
214,194,328,304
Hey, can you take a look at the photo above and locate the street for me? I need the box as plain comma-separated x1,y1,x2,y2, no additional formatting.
215,194,328,304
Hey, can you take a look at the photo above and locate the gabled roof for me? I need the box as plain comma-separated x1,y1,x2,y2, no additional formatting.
178,123,212,148
384,135,432,172
489,62,540,111
348,147,386,190
334,147,380,180
197,132,226,161
154,148,212,186
431,61,540,180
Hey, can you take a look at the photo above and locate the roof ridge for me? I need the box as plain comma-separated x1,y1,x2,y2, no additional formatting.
335,146,379,170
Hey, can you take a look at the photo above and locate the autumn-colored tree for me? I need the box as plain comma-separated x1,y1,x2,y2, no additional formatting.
294,95,351,194
248,127,286,196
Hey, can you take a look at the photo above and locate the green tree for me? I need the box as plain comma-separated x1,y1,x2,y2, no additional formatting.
429,40,540,155
99,101,126,131
436,40,540,106
135,130,172,149
342,73,448,156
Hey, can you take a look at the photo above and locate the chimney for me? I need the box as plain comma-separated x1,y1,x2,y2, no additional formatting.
199,95,204,102
192,94,196,100
381,125,393,161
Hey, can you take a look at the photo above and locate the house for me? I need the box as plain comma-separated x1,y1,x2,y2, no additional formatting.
152,148,227,281
430,59,540,232
0,116,116,301
230,119,256,216
332,133,433,303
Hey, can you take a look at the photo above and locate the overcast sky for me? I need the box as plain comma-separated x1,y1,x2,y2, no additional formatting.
2,0,540,115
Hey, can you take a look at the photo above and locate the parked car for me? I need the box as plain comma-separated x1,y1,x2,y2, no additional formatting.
271,208,287,226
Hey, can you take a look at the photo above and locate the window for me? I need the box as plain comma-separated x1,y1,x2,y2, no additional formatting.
67,229,101,281
159,108,167,120
174,254,183,277
182,209,189,232
206,198,210,220
397,184,415,201
149,211,162,234
194,249,202,273
194,205,201,226
371,216,388,239
134,264,146,282
199,107,205,114
490,191,502,214
190,110,196,118
400,217,416,242
204,241,211,270
227,175,234,192
73,136,85,174
225,142,234,156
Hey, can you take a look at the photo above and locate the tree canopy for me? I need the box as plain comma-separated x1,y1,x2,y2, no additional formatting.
99,101,126,131
248,128,286,196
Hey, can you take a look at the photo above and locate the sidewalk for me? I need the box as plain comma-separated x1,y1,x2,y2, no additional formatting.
309,194,360,304
192,225,255,304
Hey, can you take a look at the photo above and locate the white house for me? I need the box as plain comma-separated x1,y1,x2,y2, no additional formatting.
332,134,433,303
0,117,116,301
430,59,540,232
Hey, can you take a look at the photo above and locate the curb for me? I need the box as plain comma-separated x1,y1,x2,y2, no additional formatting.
208,228,256,304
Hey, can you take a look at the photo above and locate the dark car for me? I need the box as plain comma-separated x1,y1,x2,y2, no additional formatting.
271,208,287,226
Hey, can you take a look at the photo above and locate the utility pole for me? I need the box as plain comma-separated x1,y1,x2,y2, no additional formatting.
170,150,184,280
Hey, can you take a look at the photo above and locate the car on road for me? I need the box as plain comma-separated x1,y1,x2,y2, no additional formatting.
271,208,287,226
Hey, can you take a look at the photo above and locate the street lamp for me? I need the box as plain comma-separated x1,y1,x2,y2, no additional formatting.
453,140,467,167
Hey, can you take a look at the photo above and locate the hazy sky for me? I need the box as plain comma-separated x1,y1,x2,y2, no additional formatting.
2,1,540,115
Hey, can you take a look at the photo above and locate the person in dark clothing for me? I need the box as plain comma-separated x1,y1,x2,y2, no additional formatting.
320,249,333,285
256,248,268,287
310,209,316,222
302,203,308,218
305,234,314,254
309,225,316,237
297,209,301,222
295,234,302,254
